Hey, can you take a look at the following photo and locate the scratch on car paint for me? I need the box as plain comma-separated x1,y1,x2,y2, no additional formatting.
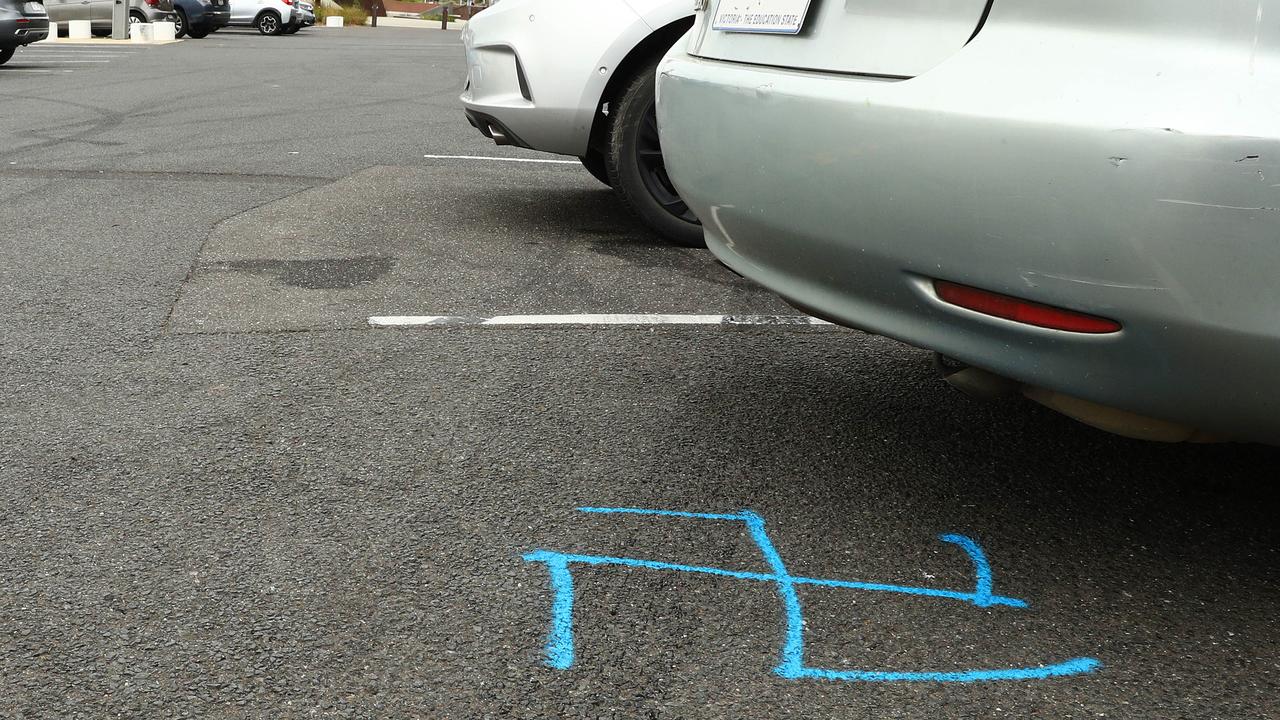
1107,157,1127,167
709,204,738,251
1022,271,1164,292
1249,0,1264,75
1157,199,1277,211
1235,155,1261,163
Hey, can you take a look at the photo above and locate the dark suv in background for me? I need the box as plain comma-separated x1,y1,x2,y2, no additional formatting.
1,0,48,64
172,0,227,38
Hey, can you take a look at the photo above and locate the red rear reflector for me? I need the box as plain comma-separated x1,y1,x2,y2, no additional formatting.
934,280,1121,334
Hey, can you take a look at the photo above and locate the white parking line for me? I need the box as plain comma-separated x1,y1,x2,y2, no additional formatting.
422,154,581,164
18,53,135,58
21,50,137,54
369,314,834,327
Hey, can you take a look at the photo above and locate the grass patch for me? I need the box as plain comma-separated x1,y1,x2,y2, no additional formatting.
315,3,369,26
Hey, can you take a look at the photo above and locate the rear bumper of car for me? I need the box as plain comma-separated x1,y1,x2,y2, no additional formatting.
2,16,49,45
656,49,1280,443
199,5,230,27
140,7,176,23
459,0,659,157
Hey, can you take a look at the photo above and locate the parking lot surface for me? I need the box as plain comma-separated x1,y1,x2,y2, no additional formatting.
2,27,1279,720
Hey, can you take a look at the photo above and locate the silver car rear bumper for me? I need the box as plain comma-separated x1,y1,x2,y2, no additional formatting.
459,0,667,157
657,52,1280,443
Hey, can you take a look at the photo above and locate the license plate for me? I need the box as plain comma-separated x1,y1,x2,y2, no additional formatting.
711,0,811,34
23,1,43,13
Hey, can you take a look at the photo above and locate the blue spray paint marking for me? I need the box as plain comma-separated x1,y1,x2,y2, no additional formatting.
524,507,1101,683
938,533,995,608
544,554,576,670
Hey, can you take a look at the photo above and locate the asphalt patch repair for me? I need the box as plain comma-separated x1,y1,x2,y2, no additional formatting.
166,163,788,334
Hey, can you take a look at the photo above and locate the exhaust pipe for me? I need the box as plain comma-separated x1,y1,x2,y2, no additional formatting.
933,354,1018,401
488,124,512,146
934,354,1222,442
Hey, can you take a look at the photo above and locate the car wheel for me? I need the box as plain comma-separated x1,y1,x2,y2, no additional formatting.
129,11,145,24
605,59,704,247
187,24,209,38
579,151,611,187
0,47,14,67
174,9,187,37
256,11,282,35
283,24,300,34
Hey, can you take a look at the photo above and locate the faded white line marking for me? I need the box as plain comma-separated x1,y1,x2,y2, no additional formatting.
18,54,133,58
369,314,833,327
422,154,581,164
22,50,136,54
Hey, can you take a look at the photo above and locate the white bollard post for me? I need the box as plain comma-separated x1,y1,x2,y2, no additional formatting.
152,21,176,41
325,16,344,27
130,22,152,42
40,21,59,41
68,19,92,39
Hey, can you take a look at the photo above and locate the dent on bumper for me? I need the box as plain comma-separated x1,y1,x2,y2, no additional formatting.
656,54,1280,443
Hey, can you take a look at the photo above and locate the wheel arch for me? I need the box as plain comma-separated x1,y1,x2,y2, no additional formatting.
256,8,283,22
586,16,693,155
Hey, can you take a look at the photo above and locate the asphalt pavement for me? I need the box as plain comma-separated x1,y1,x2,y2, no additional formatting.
1,27,1278,720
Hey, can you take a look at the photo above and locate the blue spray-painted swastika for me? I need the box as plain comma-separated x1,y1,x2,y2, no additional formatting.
523,507,1101,683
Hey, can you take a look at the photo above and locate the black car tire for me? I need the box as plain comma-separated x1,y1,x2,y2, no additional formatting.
283,24,300,34
604,59,704,247
256,11,282,35
173,9,188,37
0,47,14,66
187,24,210,38
579,151,611,187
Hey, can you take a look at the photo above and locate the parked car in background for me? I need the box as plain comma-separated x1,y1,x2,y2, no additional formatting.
1,0,48,65
43,0,171,32
461,0,702,246
228,0,303,35
291,0,312,31
171,0,227,37
657,0,1280,444
130,0,175,25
